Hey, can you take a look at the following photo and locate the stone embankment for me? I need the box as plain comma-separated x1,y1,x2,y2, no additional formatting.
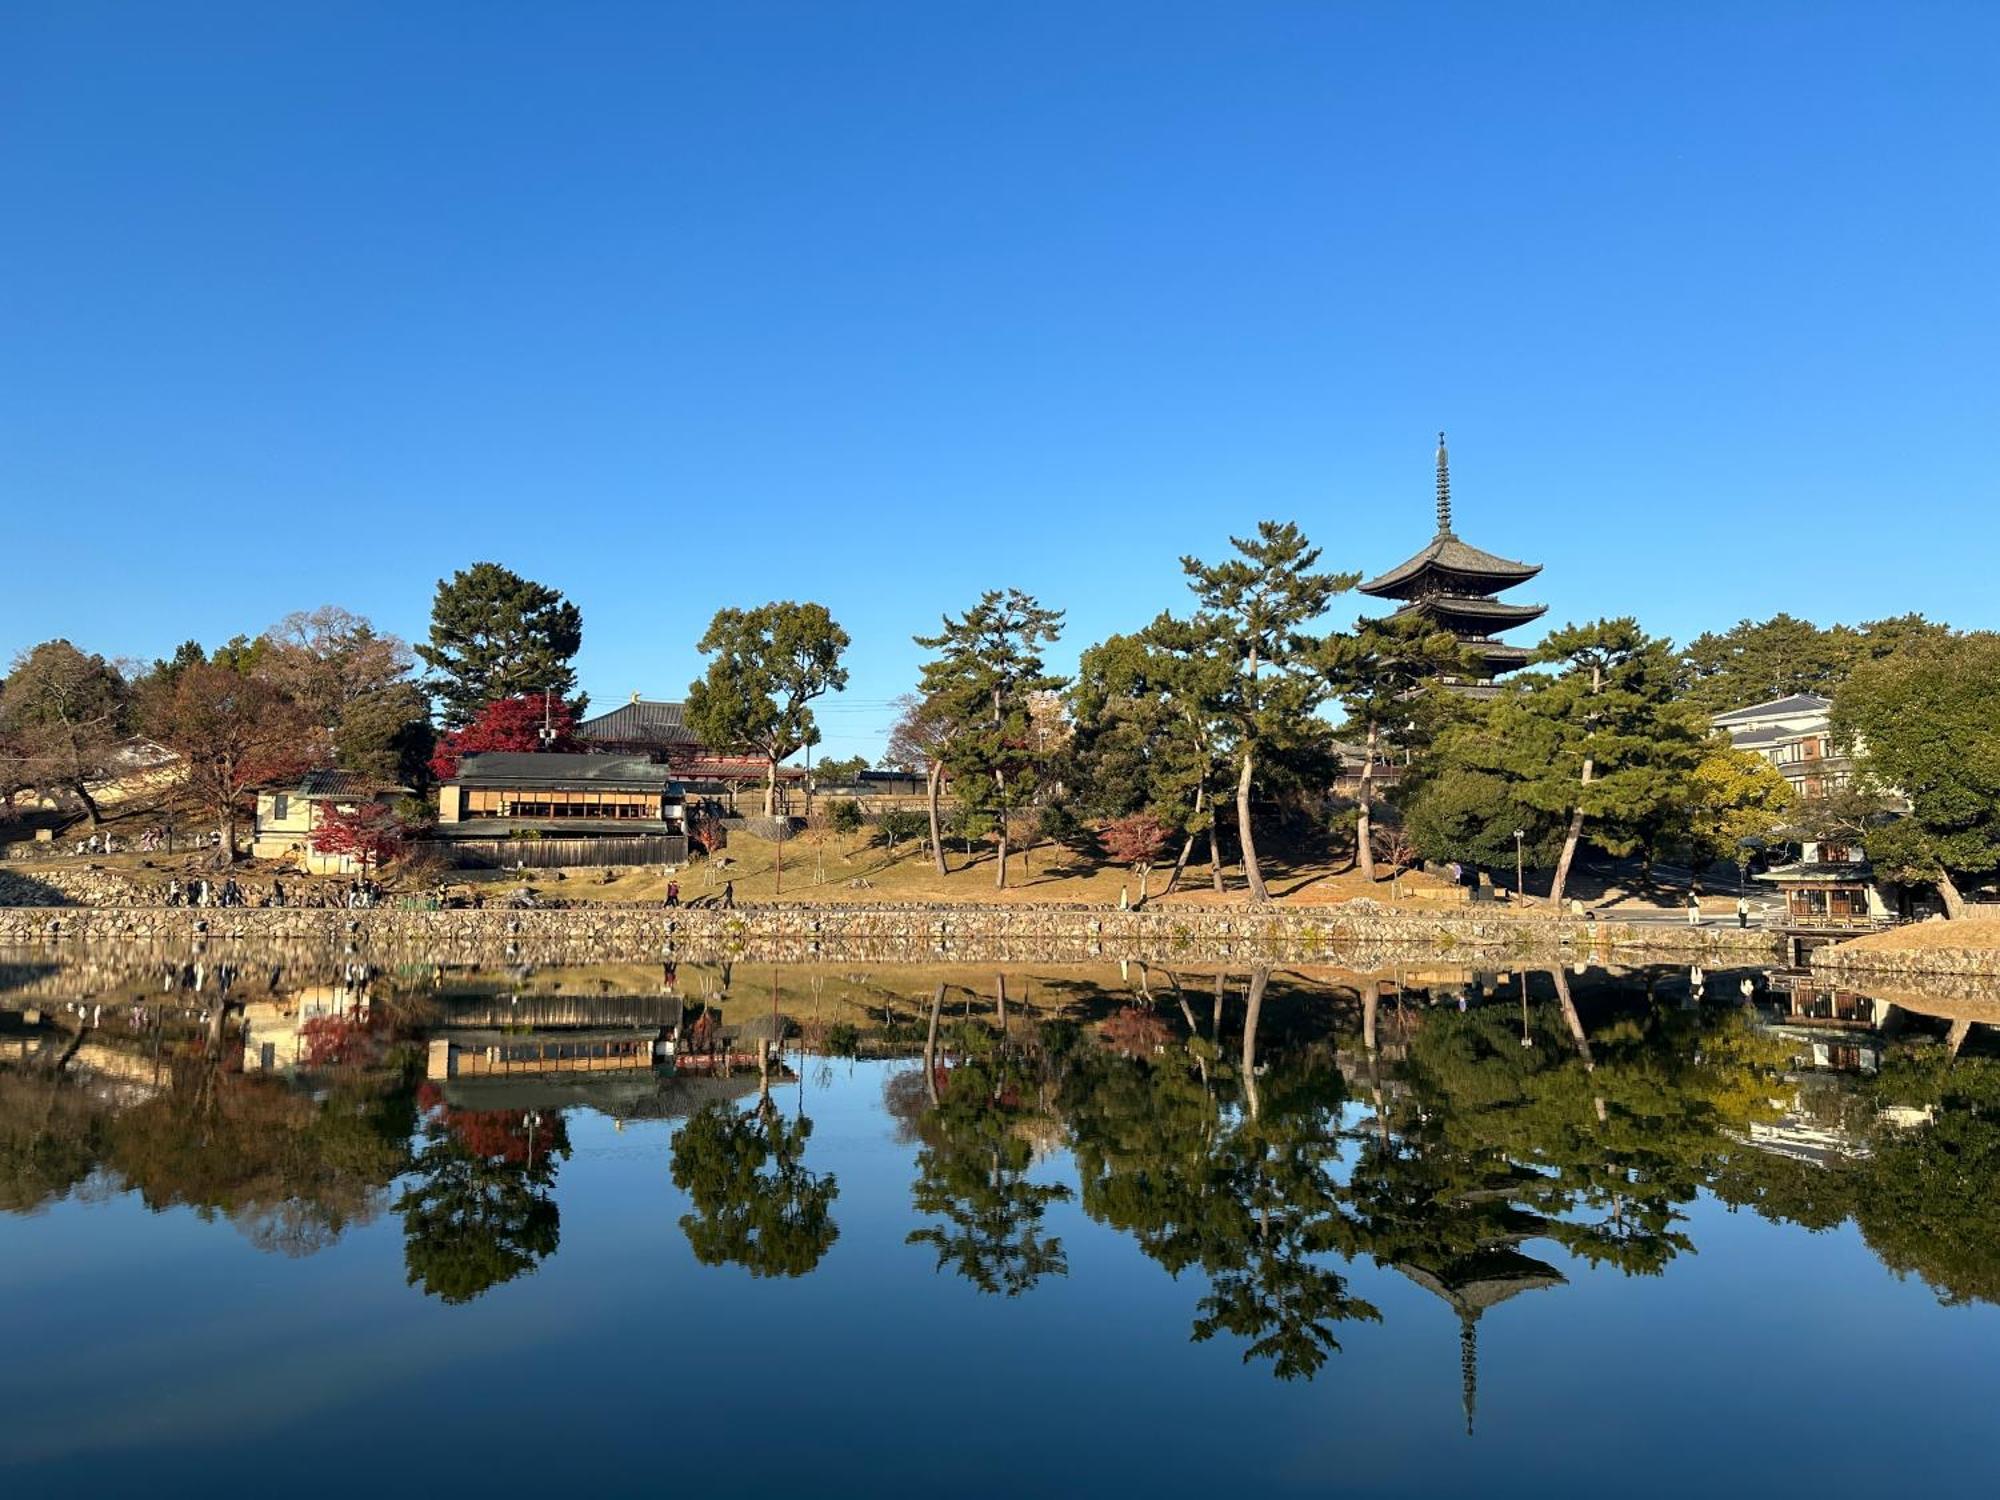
1812,918,2000,988
1,899,1785,965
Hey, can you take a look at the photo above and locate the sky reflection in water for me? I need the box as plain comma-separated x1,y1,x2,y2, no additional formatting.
2,953,1999,1498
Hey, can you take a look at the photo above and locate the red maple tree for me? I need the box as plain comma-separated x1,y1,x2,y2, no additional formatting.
1102,812,1173,907
310,799,408,873
428,694,580,780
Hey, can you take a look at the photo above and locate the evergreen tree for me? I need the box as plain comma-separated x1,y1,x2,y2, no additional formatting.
1832,632,2000,917
685,601,850,818
912,590,1065,890
416,562,583,728
1421,620,1706,902
1180,523,1354,903
1066,625,1231,893
1317,613,1475,883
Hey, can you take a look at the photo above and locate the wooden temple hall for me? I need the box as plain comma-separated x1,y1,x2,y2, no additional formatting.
1358,434,1546,695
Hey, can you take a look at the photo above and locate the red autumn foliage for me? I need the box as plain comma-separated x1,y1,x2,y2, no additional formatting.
429,694,581,781
309,800,407,872
416,1083,566,1164
299,1013,374,1069
1102,813,1172,871
1098,1005,1173,1058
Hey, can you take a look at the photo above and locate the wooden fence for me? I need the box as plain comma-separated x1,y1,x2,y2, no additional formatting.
419,835,689,870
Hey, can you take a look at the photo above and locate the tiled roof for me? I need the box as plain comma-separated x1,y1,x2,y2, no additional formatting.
1392,595,1548,627
296,769,404,800
1359,531,1542,597
576,699,700,746
450,752,682,790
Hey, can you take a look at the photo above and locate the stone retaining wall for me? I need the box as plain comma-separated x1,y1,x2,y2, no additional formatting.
1811,940,2000,986
1,901,1785,966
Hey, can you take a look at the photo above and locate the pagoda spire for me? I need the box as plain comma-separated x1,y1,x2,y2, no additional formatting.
1460,1309,1478,1436
1435,430,1452,534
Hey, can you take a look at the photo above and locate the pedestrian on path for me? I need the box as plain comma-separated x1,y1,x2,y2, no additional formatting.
1736,895,1750,929
1686,892,1702,927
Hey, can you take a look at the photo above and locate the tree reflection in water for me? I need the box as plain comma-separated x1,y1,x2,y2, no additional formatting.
901,998,1073,1296
397,1084,567,1304
9,957,2000,1360
670,1095,839,1277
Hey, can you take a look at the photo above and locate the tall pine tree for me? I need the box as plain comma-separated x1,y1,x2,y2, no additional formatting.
913,590,1065,890
1180,523,1353,903
417,563,583,729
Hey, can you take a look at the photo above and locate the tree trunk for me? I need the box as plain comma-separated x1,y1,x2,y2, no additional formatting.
763,756,778,818
1208,826,1225,893
218,810,237,865
1550,756,1593,906
925,762,948,876
72,778,104,828
1936,868,1967,919
923,982,944,1106
1236,748,1268,904
1240,967,1269,1119
992,770,1009,890
1551,661,1604,907
1162,785,1205,897
1356,721,1378,883
1136,865,1150,908
1551,966,1594,1070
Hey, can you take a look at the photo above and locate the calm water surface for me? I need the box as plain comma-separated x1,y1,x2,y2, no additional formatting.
3,950,1998,1497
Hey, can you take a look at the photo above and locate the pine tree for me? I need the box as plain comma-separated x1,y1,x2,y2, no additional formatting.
416,563,583,728
1515,619,1709,904
1180,523,1354,903
1318,613,1476,883
913,590,1065,890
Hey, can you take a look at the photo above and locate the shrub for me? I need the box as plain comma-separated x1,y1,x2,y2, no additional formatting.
827,799,864,835
877,808,927,850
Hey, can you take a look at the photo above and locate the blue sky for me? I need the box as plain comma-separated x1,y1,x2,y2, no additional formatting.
3,2,1995,758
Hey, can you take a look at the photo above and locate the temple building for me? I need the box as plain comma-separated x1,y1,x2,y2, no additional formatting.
1358,435,1547,695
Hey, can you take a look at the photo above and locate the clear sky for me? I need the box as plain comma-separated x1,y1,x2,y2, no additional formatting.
4,2,1995,759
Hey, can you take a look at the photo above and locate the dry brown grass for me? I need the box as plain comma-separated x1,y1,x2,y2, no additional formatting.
1831,917,2000,956
458,828,1465,909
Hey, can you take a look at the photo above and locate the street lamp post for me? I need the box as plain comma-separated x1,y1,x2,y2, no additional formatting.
1513,829,1525,904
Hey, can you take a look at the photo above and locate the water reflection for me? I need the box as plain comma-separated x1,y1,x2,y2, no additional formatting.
6,946,2000,1358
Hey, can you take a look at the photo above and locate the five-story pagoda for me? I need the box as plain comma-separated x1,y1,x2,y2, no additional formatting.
1358,434,1546,694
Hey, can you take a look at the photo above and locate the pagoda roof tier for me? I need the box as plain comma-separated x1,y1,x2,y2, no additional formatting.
1360,531,1542,598
1392,596,1548,629
1472,642,1533,670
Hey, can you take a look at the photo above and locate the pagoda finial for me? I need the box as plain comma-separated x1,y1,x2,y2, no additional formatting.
1435,431,1453,534
1460,1310,1478,1437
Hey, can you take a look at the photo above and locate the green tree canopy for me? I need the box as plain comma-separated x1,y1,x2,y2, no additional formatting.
0,640,130,827
670,1099,840,1277
685,601,850,818
416,562,584,729
1179,522,1355,903
913,589,1065,889
1317,612,1477,881
1832,632,2000,916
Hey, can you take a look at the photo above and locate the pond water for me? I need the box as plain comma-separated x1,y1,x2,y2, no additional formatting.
3,950,1999,1497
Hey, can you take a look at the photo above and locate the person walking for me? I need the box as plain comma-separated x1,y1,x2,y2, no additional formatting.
1736,894,1750,929
1686,891,1702,927
722,879,735,910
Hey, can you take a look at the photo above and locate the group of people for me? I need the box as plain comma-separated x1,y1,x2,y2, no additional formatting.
659,878,734,909
165,875,248,908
